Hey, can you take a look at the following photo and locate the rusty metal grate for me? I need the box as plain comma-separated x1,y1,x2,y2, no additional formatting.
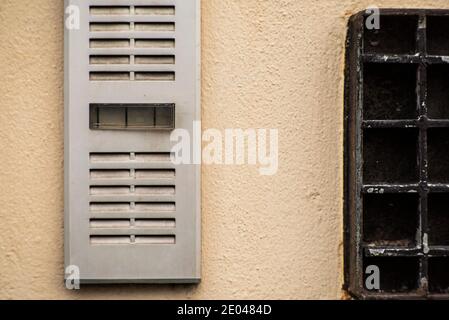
345,9,449,299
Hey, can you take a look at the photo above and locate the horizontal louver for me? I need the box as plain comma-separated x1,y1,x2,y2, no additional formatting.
89,5,176,81
89,152,176,245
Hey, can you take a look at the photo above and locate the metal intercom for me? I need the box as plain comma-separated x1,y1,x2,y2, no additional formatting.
64,0,200,283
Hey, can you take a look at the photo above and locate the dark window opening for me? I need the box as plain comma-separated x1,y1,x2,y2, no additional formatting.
363,257,420,293
428,193,449,245
427,65,449,119
364,15,418,54
363,193,419,247
429,258,449,293
363,64,417,120
427,16,449,55
363,128,418,184
428,128,449,182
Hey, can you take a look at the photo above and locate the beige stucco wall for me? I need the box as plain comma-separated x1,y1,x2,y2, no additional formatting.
0,0,447,300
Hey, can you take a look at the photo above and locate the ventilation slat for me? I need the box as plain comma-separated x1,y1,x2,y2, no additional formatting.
90,179,175,186
90,72,130,81
90,186,175,195
90,153,130,162
90,186,131,195
135,72,175,81
90,39,130,48
89,16,175,23
90,202,130,212
135,22,175,32
90,163,175,170
89,49,175,56
89,65,175,72
90,6,175,16
135,186,175,195
135,219,176,228
90,219,175,229
90,22,130,32
90,152,172,163
89,33,175,40
135,55,175,64
135,202,175,212
135,236,175,244
90,55,130,64
90,212,176,220
90,71,175,81
135,169,175,179
90,219,131,228
90,229,175,236
135,6,175,15
90,236,131,245
90,169,131,179
90,152,171,163
89,54,175,65
135,153,172,162
90,6,130,15
90,202,175,213
90,195,175,202
135,39,175,48
90,235,175,245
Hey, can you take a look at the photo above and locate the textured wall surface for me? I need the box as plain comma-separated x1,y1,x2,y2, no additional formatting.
1,0,448,300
